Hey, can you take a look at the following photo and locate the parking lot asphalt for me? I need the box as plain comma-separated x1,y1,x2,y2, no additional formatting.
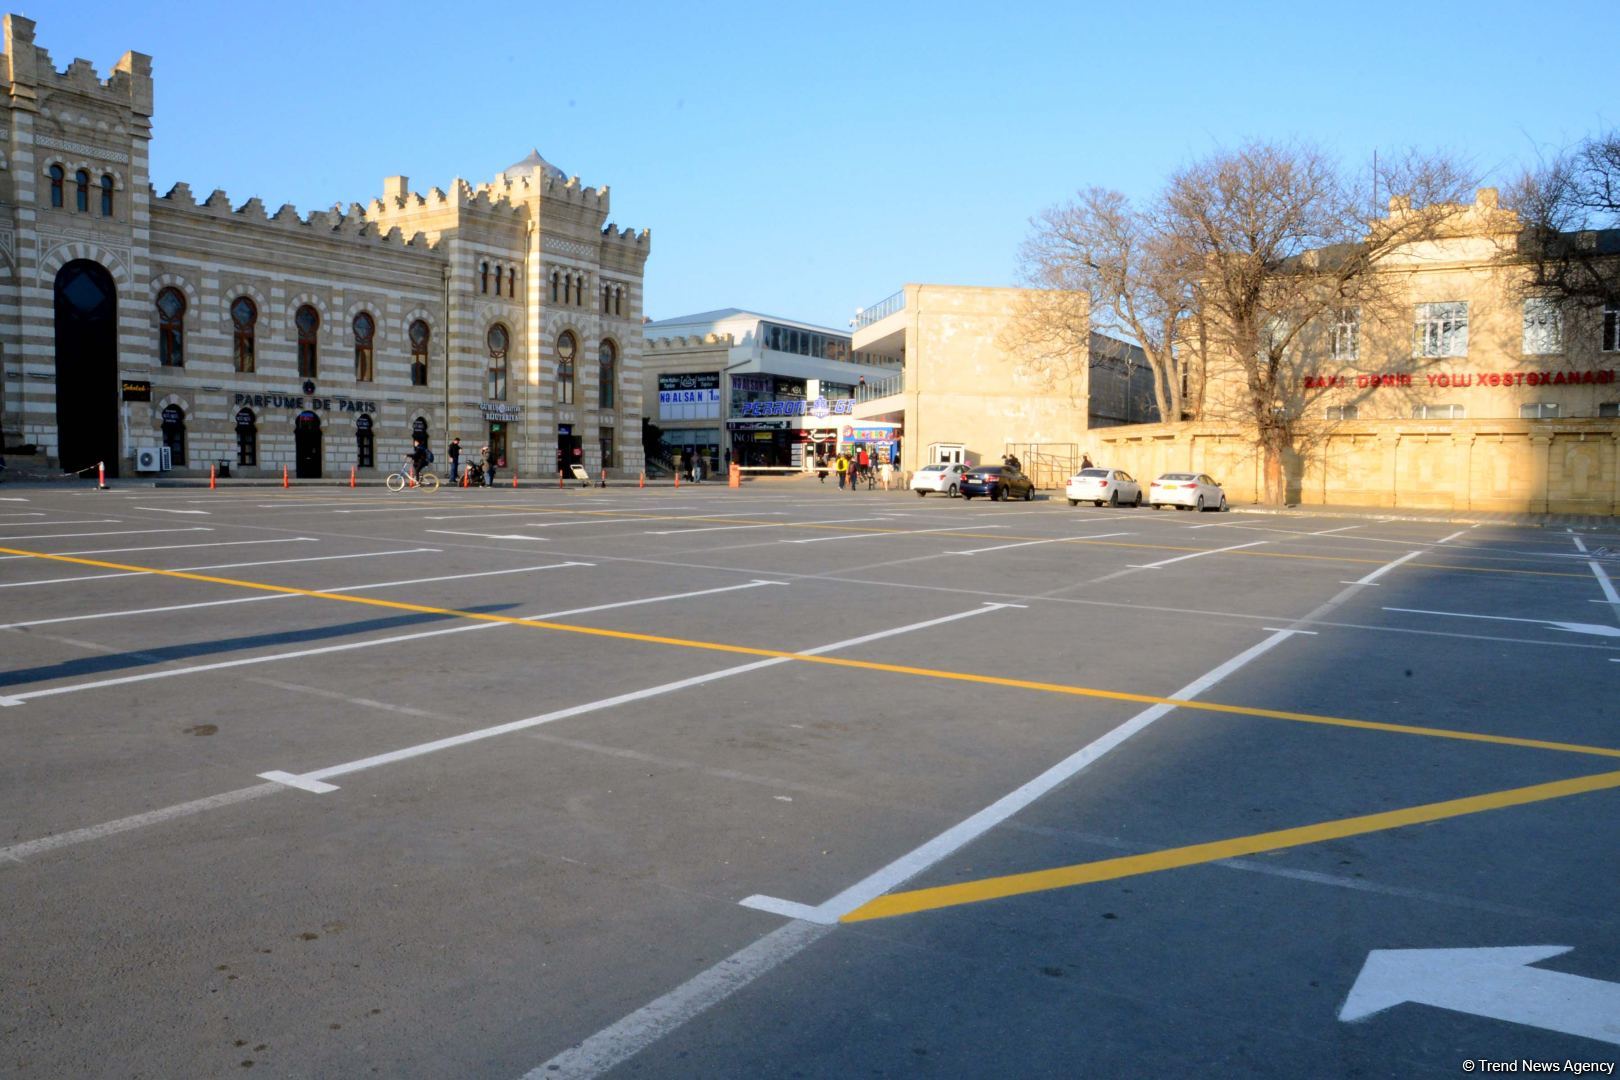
2,480,1618,1078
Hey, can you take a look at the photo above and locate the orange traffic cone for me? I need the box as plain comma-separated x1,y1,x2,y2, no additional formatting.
512,471,518,489
638,471,645,489
461,470,469,488
282,465,289,488
349,465,356,488
209,464,216,490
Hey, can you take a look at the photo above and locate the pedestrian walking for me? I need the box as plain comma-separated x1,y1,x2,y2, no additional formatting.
814,451,826,483
1081,452,1093,469
481,445,496,486
448,437,461,482
834,453,848,489
856,446,871,488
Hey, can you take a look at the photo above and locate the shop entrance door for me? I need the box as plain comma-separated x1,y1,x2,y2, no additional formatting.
488,422,508,472
53,260,120,477
557,426,581,477
294,411,323,478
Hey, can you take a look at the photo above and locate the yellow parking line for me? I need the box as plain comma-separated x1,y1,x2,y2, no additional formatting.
3,545,1617,763
841,768,1620,922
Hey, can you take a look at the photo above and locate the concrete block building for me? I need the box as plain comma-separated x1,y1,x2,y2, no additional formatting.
0,15,649,481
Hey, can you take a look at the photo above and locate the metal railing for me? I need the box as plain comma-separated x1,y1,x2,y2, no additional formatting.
854,371,905,403
853,290,905,329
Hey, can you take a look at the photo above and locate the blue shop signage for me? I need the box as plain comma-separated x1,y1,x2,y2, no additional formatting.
738,396,853,418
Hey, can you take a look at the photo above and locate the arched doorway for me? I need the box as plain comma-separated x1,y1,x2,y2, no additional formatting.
294,410,322,479
53,260,120,476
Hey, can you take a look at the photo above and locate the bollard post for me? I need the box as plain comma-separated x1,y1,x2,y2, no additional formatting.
674,471,680,489
638,471,645,489
349,465,356,489
729,463,740,489
282,465,289,489
512,471,518,489
209,464,216,490
97,460,107,490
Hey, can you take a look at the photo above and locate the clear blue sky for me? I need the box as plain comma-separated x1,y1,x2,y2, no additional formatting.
46,0,1616,331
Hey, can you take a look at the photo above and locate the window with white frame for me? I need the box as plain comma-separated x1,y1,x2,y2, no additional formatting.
1324,405,1358,421
1522,298,1563,355
1519,402,1560,419
1604,302,1619,352
1330,308,1359,362
1411,403,1465,419
1414,301,1469,357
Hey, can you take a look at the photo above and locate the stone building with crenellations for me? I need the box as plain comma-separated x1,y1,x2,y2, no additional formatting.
0,14,649,481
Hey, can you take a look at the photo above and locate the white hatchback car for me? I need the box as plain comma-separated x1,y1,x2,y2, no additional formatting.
1065,467,1142,507
911,462,971,497
1148,472,1229,512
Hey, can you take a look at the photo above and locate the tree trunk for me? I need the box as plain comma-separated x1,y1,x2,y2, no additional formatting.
1261,424,1288,506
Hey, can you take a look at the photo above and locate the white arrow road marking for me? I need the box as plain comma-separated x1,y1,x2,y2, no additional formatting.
131,506,210,514
1383,607,1620,638
1340,945,1620,1045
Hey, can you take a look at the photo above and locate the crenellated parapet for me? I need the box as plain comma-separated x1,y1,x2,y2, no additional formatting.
152,181,438,253
4,14,153,118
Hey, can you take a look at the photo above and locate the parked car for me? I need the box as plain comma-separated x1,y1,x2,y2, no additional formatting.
911,462,971,497
960,464,1035,501
1148,472,1228,512
1066,467,1141,507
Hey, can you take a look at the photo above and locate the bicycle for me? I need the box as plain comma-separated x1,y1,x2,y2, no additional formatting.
385,469,440,492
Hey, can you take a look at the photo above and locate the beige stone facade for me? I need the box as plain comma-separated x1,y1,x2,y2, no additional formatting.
1152,189,1620,511
0,16,649,480
851,284,1152,482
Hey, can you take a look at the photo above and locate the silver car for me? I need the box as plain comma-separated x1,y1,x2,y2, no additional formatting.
911,462,971,497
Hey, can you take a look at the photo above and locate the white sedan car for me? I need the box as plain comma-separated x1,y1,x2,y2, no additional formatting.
912,462,971,497
1065,467,1142,507
1148,472,1229,512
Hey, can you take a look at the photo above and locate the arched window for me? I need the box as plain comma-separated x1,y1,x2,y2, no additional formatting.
74,170,90,212
48,165,64,208
409,320,430,386
507,267,517,297
551,272,559,303
296,304,320,378
598,340,616,409
160,403,187,467
100,175,114,217
563,274,572,306
487,324,509,401
156,287,186,367
231,296,257,373
614,287,623,317
556,331,576,404
602,284,610,314
352,312,375,381
235,407,257,467
575,274,585,307
480,261,489,294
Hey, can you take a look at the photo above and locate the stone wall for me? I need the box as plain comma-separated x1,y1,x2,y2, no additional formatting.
1091,419,1620,515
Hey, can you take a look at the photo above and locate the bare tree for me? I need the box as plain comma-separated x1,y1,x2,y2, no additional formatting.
1018,188,1198,424
1163,142,1474,503
1504,129,1620,313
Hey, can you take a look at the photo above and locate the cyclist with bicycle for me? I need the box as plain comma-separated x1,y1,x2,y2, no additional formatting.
410,440,428,481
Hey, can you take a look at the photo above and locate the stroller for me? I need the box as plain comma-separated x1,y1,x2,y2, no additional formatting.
464,460,486,487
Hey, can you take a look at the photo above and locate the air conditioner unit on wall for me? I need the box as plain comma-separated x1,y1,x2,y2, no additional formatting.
135,446,162,473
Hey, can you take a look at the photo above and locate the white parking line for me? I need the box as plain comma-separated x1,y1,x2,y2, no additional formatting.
131,507,211,515
1128,540,1268,569
785,525,1006,545
1344,549,1423,586
0,537,316,561
0,547,439,589
425,530,550,541
646,523,781,536
0,578,783,706
0,526,207,541
1436,529,1468,544
258,602,1007,794
946,532,1131,556
0,521,134,534
0,563,589,631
